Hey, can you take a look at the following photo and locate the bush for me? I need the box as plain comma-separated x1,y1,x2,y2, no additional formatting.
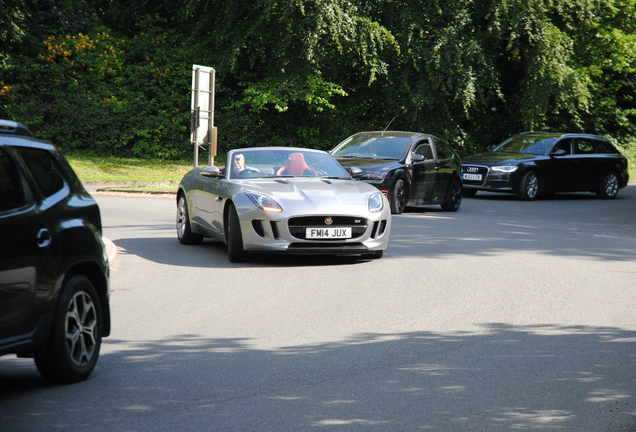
1,15,192,159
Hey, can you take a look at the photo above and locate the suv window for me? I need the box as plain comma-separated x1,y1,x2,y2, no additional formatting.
17,148,65,198
575,138,596,154
0,149,27,212
595,139,618,154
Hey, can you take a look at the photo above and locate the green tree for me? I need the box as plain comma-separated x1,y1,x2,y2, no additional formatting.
184,0,399,150
1,0,634,158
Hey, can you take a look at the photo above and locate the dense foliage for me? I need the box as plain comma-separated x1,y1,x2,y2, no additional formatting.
1,0,634,159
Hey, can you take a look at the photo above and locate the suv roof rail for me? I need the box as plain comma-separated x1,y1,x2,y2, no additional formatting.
0,119,33,137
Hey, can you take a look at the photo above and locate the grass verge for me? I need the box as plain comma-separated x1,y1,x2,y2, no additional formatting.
67,154,227,183
66,155,194,183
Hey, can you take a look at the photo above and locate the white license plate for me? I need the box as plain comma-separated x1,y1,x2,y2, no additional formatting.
463,173,482,181
306,227,352,239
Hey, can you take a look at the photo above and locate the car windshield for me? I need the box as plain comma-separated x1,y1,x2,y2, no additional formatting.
227,149,351,180
493,135,556,155
331,135,411,160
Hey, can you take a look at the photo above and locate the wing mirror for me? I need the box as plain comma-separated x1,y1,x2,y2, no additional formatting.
411,154,425,162
551,149,567,157
200,166,222,177
348,167,364,179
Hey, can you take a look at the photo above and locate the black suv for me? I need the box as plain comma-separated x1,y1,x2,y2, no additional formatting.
0,120,110,383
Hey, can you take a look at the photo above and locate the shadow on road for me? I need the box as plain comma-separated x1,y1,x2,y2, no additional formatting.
1,324,634,431
112,237,383,269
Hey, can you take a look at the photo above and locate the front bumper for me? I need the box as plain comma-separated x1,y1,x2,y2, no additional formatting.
235,196,391,255
462,165,517,193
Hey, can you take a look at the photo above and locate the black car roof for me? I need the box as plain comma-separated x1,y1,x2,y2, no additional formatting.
0,120,56,149
515,131,609,141
352,131,437,139
0,120,33,137
0,135,56,150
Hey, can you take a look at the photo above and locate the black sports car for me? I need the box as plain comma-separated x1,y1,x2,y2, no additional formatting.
461,132,630,200
331,131,463,214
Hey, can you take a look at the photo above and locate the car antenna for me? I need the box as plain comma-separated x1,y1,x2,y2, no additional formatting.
382,116,397,135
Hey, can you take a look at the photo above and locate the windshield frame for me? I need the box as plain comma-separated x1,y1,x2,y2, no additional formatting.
225,148,351,180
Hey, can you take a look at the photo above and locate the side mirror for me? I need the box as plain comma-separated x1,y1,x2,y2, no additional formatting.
411,154,425,162
200,165,222,177
551,149,567,157
348,167,363,179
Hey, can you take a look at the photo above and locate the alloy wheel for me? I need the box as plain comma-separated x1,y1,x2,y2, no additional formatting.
65,291,98,367
177,197,187,238
603,173,618,197
526,173,538,199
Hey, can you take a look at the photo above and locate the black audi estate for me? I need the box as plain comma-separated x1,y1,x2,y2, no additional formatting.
461,132,629,200
0,119,110,383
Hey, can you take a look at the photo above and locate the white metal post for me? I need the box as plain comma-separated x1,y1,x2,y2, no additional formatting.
191,65,216,167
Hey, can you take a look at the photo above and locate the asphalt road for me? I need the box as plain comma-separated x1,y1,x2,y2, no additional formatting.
1,187,635,431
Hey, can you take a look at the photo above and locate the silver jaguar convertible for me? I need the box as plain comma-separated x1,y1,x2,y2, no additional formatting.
176,147,391,262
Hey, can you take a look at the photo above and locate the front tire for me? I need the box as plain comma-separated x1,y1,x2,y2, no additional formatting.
517,171,539,200
226,203,249,262
441,178,462,211
597,172,619,199
177,194,203,245
34,275,103,384
390,178,407,214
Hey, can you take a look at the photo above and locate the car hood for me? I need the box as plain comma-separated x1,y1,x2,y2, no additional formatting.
237,178,378,212
462,152,539,165
335,157,402,172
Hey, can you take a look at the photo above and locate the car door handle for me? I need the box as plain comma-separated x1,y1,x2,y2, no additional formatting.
36,229,52,248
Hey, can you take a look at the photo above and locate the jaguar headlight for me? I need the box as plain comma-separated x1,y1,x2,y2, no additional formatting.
491,165,519,173
246,192,283,213
368,192,384,213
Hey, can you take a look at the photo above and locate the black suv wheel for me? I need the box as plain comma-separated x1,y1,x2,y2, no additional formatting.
34,275,103,383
